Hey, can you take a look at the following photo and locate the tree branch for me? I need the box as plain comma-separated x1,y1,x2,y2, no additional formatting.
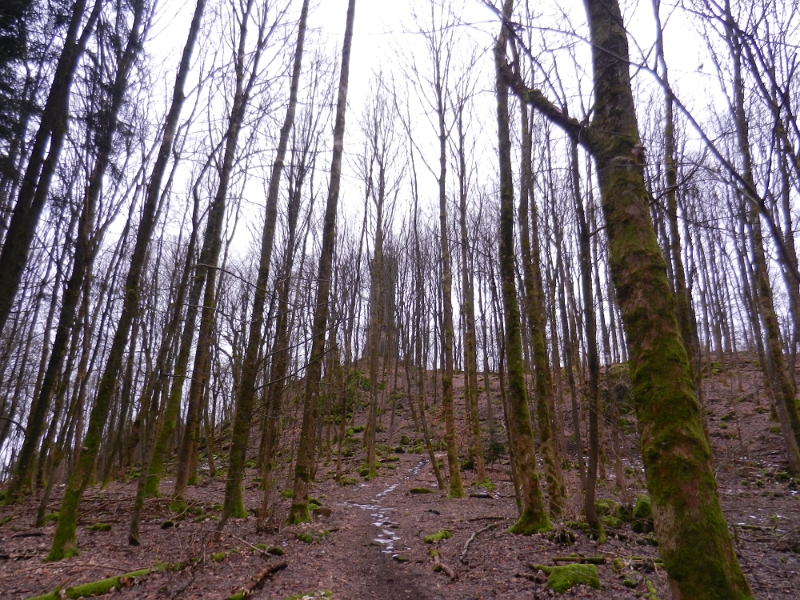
498,60,596,154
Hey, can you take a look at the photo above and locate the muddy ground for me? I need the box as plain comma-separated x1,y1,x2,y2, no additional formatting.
1,355,799,599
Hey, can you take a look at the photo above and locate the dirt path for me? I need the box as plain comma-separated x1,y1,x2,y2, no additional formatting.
3,362,800,599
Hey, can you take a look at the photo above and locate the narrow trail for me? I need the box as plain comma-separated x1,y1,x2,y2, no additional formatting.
260,455,447,599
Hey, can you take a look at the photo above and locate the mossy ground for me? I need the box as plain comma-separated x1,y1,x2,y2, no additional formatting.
423,529,452,543
546,563,600,593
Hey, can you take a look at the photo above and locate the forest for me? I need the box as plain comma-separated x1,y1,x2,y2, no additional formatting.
0,0,799,598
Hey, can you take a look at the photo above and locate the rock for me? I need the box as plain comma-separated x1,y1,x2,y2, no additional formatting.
545,564,601,593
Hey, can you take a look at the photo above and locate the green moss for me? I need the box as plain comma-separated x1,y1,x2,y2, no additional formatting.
595,498,618,517
169,500,187,513
26,591,62,600
509,506,552,535
296,532,314,543
546,563,600,593
267,545,285,556
87,523,112,532
212,551,228,562
602,515,622,529
644,579,660,599
409,487,433,494
48,486,81,561
161,520,175,529
287,502,311,525
337,476,358,486
0,515,13,526
611,557,624,574
622,576,638,588
632,495,654,534
281,488,295,499
479,479,496,492
423,529,452,543
309,497,321,508
58,568,152,598
285,591,332,600
228,593,246,600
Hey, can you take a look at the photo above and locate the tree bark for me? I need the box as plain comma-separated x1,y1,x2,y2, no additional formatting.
494,0,550,535
288,0,356,525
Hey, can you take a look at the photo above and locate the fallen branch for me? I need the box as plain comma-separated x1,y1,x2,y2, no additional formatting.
467,516,506,522
552,555,606,565
430,548,457,581
227,561,288,598
228,533,272,558
460,523,498,563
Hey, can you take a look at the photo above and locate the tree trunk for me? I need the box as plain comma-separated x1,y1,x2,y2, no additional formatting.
504,0,752,593
48,0,205,561
288,0,356,525
493,0,550,535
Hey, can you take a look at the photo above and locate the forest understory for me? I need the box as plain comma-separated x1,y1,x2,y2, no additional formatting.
1,354,798,600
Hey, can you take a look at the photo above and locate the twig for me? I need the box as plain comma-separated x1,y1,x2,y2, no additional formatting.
228,533,271,558
226,561,287,598
430,548,457,581
460,523,498,563
466,516,506,522
552,555,606,564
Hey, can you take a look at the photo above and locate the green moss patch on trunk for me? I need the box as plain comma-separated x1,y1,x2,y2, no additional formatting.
28,568,153,600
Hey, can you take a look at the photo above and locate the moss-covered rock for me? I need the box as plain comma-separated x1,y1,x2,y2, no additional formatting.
595,498,618,517
611,557,625,574
423,529,452,543
87,523,112,532
409,487,433,494
602,515,623,529
296,532,314,543
632,494,654,534
546,563,600,593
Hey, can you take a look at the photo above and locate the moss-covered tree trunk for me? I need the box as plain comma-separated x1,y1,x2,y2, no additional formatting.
288,0,356,525
724,11,800,474
48,0,200,561
432,55,464,501
493,0,549,535
174,0,264,501
518,101,564,517
653,0,702,401
219,0,309,531
365,185,384,479
0,0,102,338
579,1,751,593
454,104,487,486
8,0,143,496
129,160,204,545
570,138,603,540
504,0,752,593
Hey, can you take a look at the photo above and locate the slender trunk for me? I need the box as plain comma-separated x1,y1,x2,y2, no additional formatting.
49,0,206,560
288,0,356,524
506,0,752,592
455,107,486,485
0,0,103,336
219,0,309,531
518,102,563,516
494,0,549,534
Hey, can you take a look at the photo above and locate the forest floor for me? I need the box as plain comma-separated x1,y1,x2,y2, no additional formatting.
2,355,800,599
